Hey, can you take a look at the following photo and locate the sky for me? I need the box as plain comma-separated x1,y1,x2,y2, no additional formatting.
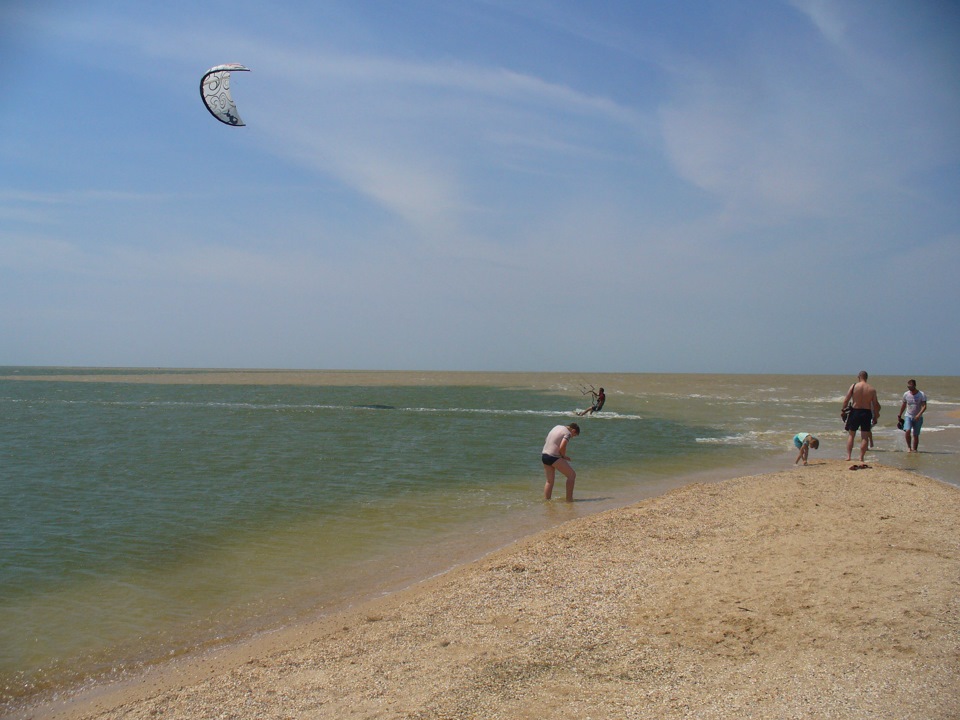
1,0,958,374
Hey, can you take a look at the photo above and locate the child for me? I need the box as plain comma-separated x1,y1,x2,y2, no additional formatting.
794,433,819,465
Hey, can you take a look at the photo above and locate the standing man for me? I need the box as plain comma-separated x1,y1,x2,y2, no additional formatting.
541,422,580,501
898,379,928,453
842,371,881,462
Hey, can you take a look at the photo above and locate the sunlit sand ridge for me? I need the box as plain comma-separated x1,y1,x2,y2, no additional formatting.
24,461,959,720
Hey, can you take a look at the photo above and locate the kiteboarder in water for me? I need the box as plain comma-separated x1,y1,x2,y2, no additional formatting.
577,387,605,416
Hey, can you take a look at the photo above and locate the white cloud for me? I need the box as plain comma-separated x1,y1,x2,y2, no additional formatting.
788,0,848,45
656,2,960,240
243,48,651,241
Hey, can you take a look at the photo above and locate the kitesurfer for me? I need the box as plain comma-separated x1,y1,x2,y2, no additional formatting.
577,387,605,416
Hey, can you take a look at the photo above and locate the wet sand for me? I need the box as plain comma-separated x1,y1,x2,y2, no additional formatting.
17,461,960,720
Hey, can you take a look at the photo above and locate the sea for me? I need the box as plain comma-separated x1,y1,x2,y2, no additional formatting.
2,369,958,711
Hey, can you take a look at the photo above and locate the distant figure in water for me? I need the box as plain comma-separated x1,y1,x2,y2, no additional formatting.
577,387,605,416
793,433,819,465
541,423,580,501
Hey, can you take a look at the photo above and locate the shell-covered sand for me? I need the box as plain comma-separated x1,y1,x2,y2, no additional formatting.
22,461,960,720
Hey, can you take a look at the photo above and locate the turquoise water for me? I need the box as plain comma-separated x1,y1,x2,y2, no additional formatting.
2,370,958,708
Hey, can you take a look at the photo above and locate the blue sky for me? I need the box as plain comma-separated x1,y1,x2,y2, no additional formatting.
2,0,958,374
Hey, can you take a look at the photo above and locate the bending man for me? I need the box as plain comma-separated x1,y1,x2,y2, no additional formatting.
541,423,580,501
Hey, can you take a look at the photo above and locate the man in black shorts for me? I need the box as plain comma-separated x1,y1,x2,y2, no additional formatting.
842,371,881,462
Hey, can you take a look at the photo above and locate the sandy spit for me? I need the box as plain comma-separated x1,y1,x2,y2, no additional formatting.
0,370,568,387
18,461,960,720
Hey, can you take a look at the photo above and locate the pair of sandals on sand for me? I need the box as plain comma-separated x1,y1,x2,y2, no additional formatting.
848,463,871,471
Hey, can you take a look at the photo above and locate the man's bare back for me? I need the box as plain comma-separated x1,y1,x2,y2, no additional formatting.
850,381,880,413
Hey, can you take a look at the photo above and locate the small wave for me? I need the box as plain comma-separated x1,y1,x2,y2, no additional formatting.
919,423,960,433
695,430,785,447
0,396,644,420
405,407,645,420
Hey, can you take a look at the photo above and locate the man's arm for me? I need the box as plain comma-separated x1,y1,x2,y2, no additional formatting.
842,384,854,406
842,384,854,414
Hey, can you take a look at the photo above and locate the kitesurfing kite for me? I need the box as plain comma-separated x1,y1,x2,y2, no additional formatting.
200,64,250,126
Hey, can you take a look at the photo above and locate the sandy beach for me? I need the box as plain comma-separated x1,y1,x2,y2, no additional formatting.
16,461,960,720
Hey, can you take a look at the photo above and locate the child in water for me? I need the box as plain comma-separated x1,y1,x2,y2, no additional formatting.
794,433,819,465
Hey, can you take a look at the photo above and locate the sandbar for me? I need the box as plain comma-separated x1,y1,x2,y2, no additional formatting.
17,461,960,720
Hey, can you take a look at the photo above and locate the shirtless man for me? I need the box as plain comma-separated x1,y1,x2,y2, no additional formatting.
842,371,881,462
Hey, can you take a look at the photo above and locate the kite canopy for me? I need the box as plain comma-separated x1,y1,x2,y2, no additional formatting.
200,64,250,126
